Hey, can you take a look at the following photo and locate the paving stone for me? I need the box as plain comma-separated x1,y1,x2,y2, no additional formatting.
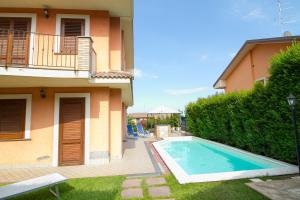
154,199,175,200
122,178,142,188
146,177,167,186
149,186,171,198
249,178,263,183
246,178,300,200
121,188,143,199
291,176,300,179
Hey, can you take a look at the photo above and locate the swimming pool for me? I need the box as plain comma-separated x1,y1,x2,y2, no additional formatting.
153,136,298,184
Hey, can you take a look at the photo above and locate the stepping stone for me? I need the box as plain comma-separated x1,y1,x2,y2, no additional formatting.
291,176,300,179
122,178,142,188
121,188,143,199
146,177,166,186
249,178,263,183
154,199,175,200
149,186,171,198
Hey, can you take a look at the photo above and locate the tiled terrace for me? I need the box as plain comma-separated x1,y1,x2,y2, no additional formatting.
0,138,160,183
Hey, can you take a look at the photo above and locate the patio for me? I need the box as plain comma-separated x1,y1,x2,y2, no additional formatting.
0,138,160,183
247,177,300,200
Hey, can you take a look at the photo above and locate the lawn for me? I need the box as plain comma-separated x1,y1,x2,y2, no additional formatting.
8,175,268,200
166,176,267,200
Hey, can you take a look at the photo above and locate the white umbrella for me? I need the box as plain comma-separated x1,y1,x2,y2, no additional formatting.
147,105,181,114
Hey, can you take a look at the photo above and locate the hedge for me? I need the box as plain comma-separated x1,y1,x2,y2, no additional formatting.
186,42,300,164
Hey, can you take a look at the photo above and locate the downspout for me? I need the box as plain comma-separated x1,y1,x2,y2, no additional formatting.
250,50,255,83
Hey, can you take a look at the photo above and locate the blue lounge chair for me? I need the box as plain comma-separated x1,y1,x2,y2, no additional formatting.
136,123,150,137
127,124,138,139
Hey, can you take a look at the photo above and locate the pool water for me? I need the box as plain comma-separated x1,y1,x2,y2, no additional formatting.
160,139,285,175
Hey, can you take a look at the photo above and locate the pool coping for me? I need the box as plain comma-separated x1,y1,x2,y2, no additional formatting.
153,136,298,184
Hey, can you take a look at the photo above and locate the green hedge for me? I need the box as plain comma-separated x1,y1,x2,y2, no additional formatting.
146,114,180,129
186,42,300,164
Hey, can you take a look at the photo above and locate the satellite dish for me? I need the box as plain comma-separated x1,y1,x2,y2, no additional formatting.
283,31,292,37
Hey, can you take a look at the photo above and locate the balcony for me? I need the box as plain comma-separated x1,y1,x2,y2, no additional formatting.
0,29,96,73
0,0,133,17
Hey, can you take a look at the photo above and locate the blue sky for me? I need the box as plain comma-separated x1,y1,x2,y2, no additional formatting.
128,0,300,113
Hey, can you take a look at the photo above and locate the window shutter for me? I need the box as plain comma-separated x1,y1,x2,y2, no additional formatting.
0,19,11,64
11,19,31,64
0,18,31,65
61,19,85,53
0,99,26,139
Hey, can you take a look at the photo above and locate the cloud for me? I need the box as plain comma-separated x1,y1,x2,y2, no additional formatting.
199,54,208,61
165,87,210,96
134,68,143,78
242,8,265,21
152,75,159,79
231,0,266,22
134,68,159,79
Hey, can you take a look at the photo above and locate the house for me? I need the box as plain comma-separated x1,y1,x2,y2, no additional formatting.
214,36,300,93
0,0,134,167
128,113,148,124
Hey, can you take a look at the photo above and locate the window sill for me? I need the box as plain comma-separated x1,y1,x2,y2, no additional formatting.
0,138,31,142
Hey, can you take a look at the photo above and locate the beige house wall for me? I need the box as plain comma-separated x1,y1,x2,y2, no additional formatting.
0,87,124,167
225,54,253,93
225,43,292,93
109,89,123,160
0,7,124,72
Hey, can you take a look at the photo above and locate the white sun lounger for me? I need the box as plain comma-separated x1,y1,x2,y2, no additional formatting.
0,173,67,199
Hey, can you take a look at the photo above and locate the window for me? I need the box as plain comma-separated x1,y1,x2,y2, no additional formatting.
60,18,85,54
0,17,31,65
0,99,26,140
255,77,268,86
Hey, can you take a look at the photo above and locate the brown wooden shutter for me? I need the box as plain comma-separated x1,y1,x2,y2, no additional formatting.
0,99,26,140
11,18,31,65
61,19,85,54
0,18,31,65
0,19,11,65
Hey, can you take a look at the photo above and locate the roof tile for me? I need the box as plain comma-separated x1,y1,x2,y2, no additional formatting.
91,71,133,79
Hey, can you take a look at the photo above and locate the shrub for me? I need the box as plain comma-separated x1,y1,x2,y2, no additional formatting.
186,42,300,164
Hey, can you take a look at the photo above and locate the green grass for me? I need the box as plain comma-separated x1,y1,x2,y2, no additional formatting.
10,176,125,200
166,175,267,200
6,175,268,200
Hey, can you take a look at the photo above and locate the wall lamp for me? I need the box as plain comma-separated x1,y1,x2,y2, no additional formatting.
43,8,49,18
40,88,46,98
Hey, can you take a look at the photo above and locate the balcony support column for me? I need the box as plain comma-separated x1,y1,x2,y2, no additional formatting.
77,37,93,71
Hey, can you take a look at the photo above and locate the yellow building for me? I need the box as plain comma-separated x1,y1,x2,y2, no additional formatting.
214,36,300,92
0,0,134,167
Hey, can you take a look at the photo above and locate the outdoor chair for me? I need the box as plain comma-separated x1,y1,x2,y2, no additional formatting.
136,123,151,137
127,124,138,139
0,173,67,199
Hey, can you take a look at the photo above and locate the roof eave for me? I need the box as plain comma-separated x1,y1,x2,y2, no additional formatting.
213,36,300,88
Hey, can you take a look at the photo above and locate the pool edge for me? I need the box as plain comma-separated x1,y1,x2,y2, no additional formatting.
153,136,299,184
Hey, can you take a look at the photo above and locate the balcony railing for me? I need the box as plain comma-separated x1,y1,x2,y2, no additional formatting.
0,29,96,71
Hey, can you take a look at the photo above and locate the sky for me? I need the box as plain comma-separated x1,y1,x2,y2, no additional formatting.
128,0,300,113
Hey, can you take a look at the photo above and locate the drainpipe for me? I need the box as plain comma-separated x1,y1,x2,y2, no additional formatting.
250,50,255,83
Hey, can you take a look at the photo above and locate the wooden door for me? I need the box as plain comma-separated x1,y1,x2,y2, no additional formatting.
59,98,85,166
0,18,31,65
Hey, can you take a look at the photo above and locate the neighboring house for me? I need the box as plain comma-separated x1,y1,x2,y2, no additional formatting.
214,36,300,93
147,105,181,119
0,0,134,167
128,113,148,124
